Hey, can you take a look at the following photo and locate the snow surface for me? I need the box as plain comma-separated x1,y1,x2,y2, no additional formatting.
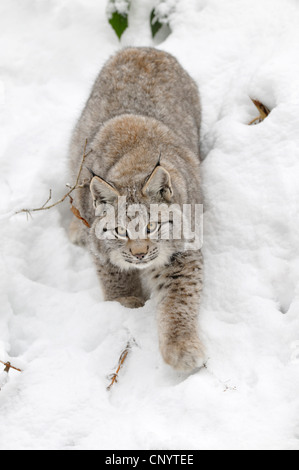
106,0,131,19
1,0,299,450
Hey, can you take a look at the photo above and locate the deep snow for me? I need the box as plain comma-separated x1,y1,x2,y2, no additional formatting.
0,0,299,450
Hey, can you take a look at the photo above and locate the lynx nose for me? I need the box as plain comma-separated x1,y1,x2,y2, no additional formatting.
129,241,150,261
133,252,147,261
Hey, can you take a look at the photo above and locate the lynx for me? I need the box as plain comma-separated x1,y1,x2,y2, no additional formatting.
69,47,205,371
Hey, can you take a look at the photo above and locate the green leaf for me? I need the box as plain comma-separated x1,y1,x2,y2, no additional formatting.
150,9,163,38
109,11,128,40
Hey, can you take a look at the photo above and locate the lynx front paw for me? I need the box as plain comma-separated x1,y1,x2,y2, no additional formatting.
160,336,206,372
114,296,145,309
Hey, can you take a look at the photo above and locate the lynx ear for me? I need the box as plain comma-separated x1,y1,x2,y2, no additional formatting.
90,176,120,208
142,166,173,202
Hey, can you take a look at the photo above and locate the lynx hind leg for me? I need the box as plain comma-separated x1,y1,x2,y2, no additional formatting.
69,217,87,246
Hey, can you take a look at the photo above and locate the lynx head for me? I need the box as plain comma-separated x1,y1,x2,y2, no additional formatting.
89,162,185,270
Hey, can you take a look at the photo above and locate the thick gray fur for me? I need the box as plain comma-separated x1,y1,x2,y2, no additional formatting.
69,47,205,371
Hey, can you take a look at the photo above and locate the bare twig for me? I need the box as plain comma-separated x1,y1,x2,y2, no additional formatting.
107,339,136,391
41,189,52,209
223,384,237,393
0,360,22,391
14,139,92,217
0,360,23,373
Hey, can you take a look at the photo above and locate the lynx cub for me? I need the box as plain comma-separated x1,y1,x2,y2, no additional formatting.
69,47,205,371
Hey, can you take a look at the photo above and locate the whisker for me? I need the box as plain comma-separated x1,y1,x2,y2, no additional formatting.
147,255,158,261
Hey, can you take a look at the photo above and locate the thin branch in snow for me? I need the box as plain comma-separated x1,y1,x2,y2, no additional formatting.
0,360,23,373
203,362,237,393
41,189,53,209
14,139,92,218
107,338,136,391
0,360,23,391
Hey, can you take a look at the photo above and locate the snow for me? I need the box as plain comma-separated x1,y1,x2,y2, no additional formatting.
152,0,177,24
0,372,9,391
1,0,299,450
106,0,131,19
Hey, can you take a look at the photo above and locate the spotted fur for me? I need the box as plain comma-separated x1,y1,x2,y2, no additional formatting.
68,47,205,371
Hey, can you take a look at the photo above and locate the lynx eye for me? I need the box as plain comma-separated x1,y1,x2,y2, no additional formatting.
114,226,128,239
147,222,159,234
